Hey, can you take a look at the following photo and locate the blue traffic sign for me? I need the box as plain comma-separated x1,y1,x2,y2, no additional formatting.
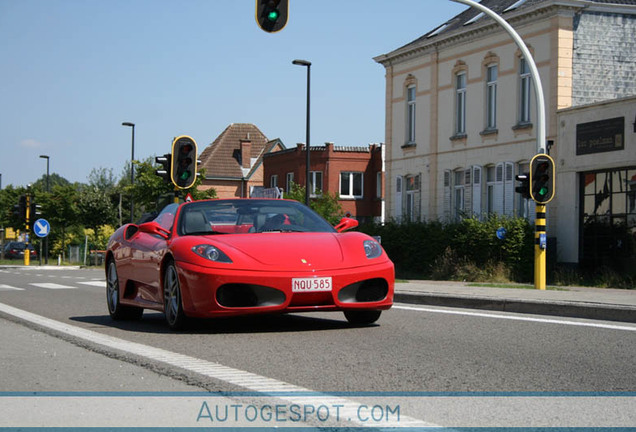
33,218,50,238
496,227,507,240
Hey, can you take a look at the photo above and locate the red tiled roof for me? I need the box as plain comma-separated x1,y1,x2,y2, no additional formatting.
199,123,270,179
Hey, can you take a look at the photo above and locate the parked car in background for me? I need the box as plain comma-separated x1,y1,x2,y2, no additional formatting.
3,241,37,260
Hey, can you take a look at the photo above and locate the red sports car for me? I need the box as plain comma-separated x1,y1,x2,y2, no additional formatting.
106,199,394,329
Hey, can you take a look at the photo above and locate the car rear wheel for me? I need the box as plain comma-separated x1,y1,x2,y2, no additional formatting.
344,310,382,325
106,259,143,321
163,261,187,330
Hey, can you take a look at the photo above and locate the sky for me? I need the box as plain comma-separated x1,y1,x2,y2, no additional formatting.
0,0,466,188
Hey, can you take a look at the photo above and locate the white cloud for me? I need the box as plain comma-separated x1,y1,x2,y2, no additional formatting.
20,139,43,148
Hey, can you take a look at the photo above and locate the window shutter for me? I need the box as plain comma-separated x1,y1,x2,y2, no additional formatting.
494,163,504,215
463,169,472,217
443,170,451,221
472,166,482,218
504,162,514,216
395,176,403,221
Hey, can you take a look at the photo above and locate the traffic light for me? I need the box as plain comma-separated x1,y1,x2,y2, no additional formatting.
515,173,530,199
529,154,555,204
171,136,198,189
30,201,42,221
13,195,26,221
256,0,288,33
155,153,172,183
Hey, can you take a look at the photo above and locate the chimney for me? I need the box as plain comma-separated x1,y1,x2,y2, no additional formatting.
240,139,252,169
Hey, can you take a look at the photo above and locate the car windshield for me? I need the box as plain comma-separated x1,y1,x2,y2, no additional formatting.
177,199,336,236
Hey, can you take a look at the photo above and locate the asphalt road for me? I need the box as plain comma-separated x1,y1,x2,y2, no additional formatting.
2,266,635,395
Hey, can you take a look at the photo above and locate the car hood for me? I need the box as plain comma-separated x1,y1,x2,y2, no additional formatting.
212,232,345,268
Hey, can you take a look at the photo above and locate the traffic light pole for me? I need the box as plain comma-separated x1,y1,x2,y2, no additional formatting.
534,204,547,290
24,194,31,266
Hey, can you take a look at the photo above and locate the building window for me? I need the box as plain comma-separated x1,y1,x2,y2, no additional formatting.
581,167,636,271
309,171,323,197
486,166,496,214
286,172,294,193
455,72,467,135
454,170,465,219
406,85,416,144
519,58,531,124
486,64,497,130
340,172,363,199
270,175,278,188
516,162,535,221
376,172,382,199
405,174,420,222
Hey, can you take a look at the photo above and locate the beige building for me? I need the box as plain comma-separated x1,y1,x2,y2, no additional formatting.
374,0,636,268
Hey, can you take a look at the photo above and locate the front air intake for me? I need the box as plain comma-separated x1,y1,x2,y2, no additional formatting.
216,284,285,308
338,278,389,303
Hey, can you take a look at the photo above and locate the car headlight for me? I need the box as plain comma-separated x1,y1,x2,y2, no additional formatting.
363,239,382,259
192,244,232,263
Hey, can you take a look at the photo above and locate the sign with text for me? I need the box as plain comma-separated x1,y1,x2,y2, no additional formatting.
576,117,624,155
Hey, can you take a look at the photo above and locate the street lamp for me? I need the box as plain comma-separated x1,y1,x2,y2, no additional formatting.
39,155,50,265
122,122,135,222
292,59,311,206
39,155,50,192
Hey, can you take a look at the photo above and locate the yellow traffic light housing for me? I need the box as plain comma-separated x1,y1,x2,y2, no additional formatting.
529,154,555,204
170,136,198,189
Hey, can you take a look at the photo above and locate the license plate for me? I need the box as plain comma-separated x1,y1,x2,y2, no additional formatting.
292,277,332,293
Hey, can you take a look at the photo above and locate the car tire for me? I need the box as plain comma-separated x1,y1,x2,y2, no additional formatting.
163,261,188,330
106,259,143,321
343,310,382,325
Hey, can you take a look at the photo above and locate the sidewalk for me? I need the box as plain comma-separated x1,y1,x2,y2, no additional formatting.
394,281,636,323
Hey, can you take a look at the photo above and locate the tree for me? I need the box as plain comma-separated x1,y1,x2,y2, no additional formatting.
284,183,342,225
76,185,117,234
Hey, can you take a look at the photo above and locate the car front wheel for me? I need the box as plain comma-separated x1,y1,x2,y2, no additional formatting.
106,259,143,321
163,261,187,330
344,310,382,326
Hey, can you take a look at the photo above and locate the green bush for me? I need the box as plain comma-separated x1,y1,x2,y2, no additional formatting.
359,215,534,282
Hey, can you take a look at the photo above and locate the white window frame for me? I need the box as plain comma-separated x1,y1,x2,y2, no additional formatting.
519,58,531,124
406,85,416,144
486,64,497,130
404,174,421,222
285,172,294,193
270,175,278,189
309,171,323,197
340,172,364,199
455,72,467,135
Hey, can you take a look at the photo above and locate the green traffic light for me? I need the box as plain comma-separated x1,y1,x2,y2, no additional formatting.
539,186,548,196
267,9,279,21
180,171,191,181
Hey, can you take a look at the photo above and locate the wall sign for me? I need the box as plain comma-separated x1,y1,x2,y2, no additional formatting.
576,117,624,155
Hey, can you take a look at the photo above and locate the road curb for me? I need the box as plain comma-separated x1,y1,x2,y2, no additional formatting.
394,292,636,323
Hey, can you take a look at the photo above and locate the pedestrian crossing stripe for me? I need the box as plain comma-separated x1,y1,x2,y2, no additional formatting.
0,284,25,291
77,281,105,287
29,283,75,290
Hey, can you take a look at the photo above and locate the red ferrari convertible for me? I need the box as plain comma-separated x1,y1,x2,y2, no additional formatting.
106,199,394,329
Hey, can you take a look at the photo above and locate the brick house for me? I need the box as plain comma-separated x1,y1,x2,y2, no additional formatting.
198,123,285,198
263,142,385,222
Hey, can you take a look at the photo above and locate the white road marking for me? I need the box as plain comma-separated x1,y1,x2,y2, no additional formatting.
77,281,106,287
0,302,435,428
0,284,24,291
393,304,636,332
29,283,76,290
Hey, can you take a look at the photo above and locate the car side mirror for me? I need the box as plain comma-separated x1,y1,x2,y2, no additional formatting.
138,221,170,239
334,217,358,233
